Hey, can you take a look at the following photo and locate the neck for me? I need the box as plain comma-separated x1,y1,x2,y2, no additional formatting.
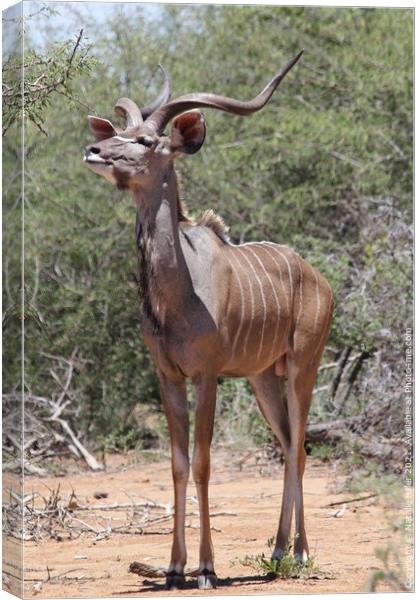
133,164,193,330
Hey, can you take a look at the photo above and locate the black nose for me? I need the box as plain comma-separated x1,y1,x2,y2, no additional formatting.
87,145,101,154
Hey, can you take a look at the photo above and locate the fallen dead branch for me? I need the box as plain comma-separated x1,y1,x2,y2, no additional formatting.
129,562,201,579
323,493,378,508
3,348,103,474
46,568,111,585
305,419,404,469
303,393,406,472
186,522,222,532
2,486,235,544
73,499,171,512
28,567,111,586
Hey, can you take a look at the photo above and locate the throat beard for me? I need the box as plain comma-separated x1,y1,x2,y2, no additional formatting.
116,173,131,191
135,210,162,333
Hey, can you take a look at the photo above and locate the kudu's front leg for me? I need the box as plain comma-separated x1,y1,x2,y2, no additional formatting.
158,371,189,590
192,375,218,589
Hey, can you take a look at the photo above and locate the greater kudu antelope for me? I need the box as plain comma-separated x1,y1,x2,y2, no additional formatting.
84,51,333,590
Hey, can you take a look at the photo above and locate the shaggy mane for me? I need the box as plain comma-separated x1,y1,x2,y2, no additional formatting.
196,209,230,243
177,198,230,244
175,171,229,243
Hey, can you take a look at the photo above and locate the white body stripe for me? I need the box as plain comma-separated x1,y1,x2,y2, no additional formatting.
296,258,304,325
309,265,321,334
228,249,255,355
313,288,333,360
261,242,294,312
236,247,267,362
258,244,290,314
225,253,246,358
235,240,290,249
246,246,281,361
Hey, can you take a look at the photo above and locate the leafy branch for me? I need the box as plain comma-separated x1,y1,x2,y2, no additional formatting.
2,28,96,136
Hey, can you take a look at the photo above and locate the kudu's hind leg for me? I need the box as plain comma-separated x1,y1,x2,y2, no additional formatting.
249,368,294,560
192,376,218,589
251,357,322,562
158,371,189,590
285,358,321,561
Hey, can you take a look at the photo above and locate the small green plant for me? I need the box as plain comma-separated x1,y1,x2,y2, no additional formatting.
308,442,335,462
98,423,158,454
345,453,413,591
346,459,403,510
367,544,412,592
238,537,332,580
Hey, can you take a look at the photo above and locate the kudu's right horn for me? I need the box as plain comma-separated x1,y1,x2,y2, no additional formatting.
145,49,304,134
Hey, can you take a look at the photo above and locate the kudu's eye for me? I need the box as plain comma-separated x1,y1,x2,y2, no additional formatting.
137,136,154,148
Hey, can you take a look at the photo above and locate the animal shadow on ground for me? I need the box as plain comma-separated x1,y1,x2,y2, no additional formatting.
118,574,274,593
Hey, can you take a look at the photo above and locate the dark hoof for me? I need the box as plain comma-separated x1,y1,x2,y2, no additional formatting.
197,570,217,590
165,572,185,590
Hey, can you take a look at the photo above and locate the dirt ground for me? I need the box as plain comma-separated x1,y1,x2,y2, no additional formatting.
15,450,401,597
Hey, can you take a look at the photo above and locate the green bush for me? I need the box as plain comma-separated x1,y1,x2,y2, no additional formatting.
3,5,412,451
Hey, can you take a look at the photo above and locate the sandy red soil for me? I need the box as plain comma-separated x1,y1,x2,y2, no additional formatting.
5,450,403,597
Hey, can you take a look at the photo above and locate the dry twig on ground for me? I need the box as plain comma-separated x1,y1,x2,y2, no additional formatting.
3,348,103,475
3,486,233,545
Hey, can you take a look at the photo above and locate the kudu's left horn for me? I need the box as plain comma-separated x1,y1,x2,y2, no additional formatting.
140,64,172,119
114,64,172,129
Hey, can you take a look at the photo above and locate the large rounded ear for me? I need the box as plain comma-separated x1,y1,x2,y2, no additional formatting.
88,116,118,141
170,110,206,154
